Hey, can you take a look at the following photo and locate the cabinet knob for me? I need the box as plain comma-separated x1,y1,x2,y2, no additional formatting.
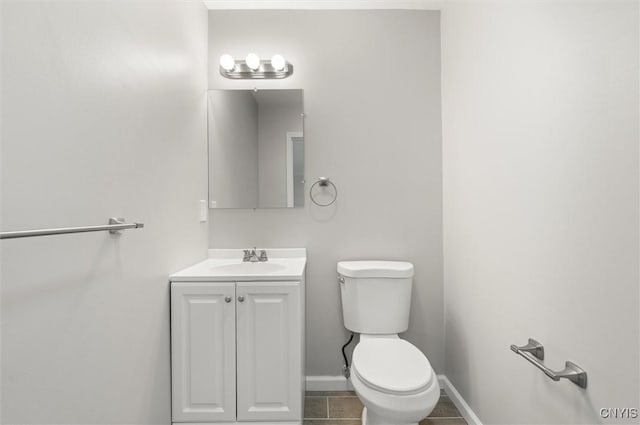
238,295,245,302
224,296,232,303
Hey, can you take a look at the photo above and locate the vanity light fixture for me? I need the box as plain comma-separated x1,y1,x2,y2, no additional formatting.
245,53,261,71
219,54,235,72
219,53,293,79
270,54,286,71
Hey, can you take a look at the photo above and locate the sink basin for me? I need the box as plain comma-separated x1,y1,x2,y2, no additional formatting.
170,248,306,282
210,262,288,275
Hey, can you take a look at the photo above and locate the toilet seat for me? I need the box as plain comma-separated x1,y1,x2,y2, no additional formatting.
352,339,434,395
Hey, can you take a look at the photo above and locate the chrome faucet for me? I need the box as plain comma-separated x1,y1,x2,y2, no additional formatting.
243,247,268,262
243,248,258,262
258,249,268,262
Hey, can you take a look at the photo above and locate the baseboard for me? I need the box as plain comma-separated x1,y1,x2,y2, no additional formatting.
174,423,300,425
439,375,483,425
305,375,353,391
305,375,482,425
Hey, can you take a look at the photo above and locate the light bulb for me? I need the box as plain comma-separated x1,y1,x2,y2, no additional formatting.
245,53,260,71
219,54,235,71
270,54,286,71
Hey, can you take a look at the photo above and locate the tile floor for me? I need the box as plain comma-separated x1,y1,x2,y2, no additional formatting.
304,391,468,425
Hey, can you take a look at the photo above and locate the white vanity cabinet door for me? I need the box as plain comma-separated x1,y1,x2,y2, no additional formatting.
171,282,236,423
236,282,302,421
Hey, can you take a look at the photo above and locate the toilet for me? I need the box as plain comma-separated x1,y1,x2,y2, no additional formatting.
338,260,440,425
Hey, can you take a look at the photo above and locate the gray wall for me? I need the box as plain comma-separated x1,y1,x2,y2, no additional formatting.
209,90,259,208
441,2,639,424
208,10,443,376
1,1,208,423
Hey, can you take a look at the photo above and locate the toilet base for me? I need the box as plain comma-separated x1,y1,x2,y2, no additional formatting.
361,406,418,425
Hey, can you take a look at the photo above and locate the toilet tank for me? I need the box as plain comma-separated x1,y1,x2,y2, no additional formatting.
338,261,414,334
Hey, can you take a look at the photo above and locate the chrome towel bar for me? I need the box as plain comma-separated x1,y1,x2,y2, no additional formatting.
0,217,144,240
510,338,587,388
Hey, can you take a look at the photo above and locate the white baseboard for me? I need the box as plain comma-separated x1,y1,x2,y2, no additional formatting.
439,375,483,425
203,1,442,10
174,423,300,425
305,375,481,425
305,375,353,391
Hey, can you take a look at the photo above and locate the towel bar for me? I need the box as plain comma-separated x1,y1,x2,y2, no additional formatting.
510,338,587,389
0,217,144,240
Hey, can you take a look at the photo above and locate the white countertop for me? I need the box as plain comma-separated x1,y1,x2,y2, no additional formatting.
170,248,306,282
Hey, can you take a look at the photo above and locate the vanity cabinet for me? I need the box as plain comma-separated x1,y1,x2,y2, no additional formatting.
171,282,236,422
171,281,303,424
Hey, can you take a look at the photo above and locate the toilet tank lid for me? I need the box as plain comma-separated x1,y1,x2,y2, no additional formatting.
337,261,414,278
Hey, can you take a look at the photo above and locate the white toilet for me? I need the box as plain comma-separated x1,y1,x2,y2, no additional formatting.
338,260,440,425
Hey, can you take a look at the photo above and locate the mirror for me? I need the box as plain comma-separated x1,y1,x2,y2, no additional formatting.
208,89,304,209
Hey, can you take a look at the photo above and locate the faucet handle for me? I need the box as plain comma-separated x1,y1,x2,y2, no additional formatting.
258,250,268,262
242,249,251,261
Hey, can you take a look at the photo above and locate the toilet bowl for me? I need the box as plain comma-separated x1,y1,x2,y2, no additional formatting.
350,335,440,425
337,261,440,425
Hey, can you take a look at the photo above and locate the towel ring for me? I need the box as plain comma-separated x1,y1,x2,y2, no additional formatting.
309,177,337,207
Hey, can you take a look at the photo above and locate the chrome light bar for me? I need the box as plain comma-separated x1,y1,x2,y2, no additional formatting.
220,60,293,79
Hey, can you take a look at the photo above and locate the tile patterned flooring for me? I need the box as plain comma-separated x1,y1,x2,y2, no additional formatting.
304,391,468,425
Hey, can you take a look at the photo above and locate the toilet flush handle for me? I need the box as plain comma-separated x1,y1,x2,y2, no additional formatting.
338,276,345,284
